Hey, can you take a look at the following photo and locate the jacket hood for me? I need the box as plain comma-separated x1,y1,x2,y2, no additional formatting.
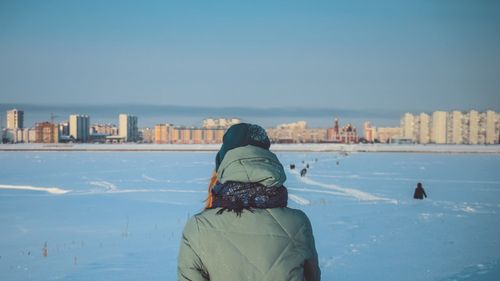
216,145,286,187
215,123,271,171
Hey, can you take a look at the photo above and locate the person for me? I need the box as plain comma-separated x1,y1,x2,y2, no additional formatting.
178,123,321,281
300,167,308,177
413,182,427,200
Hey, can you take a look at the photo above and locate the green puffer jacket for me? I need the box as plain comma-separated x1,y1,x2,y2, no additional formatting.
177,146,321,281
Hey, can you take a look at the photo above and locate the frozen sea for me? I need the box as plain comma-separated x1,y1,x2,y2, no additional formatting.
1,151,499,281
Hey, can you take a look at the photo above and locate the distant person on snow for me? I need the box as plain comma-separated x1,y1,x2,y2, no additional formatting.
177,123,320,281
413,182,427,200
301,167,308,177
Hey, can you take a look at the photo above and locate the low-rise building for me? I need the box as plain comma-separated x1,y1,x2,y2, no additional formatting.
267,121,327,143
154,123,225,144
375,127,401,143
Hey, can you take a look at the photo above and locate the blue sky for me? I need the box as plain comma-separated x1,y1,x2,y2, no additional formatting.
0,0,499,126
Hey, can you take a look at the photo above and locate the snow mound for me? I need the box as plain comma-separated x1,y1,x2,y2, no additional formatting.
0,184,71,195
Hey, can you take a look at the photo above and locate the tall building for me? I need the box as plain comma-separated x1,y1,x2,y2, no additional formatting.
400,113,414,140
395,110,498,145
363,122,376,143
35,122,59,143
119,114,138,142
448,110,463,144
417,113,430,144
431,111,447,144
69,114,90,142
7,109,24,129
485,110,498,144
467,110,479,145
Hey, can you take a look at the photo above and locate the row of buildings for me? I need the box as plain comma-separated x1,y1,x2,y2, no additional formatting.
154,118,240,144
1,110,241,144
2,109,139,143
364,110,499,144
153,118,358,144
3,108,499,144
266,119,359,144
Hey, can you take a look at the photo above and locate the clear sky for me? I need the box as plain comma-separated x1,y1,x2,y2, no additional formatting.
0,0,499,123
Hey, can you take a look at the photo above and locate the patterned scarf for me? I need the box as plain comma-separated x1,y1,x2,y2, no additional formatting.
210,181,288,215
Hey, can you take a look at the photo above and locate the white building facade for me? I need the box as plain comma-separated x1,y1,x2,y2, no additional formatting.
69,114,90,142
7,109,24,129
399,110,498,145
119,114,138,142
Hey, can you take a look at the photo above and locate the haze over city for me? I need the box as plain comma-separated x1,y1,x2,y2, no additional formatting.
1,0,499,128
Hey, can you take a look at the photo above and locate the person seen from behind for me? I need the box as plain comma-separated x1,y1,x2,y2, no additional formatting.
413,182,427,200
177,123,321,281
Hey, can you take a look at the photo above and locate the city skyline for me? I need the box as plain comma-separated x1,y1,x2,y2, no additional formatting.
1,1,499,113
2,103,500,131
2,106,498,145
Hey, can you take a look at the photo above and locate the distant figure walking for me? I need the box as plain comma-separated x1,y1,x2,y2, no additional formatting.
290,164,295,170
413,182,427,200
300,168,308,177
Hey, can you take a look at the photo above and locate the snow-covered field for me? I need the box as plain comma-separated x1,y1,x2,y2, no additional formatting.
2,143,500,154
1,151,499,281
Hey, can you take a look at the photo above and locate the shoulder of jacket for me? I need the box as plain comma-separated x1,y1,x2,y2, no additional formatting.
183,215,200,235
276,207,310,219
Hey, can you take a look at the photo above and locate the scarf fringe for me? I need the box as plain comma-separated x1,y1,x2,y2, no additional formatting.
209,181,288,215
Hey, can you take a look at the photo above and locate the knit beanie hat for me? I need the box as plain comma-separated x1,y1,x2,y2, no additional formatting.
215,123,271,171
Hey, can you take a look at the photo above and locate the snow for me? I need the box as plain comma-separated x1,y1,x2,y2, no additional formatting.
288,194,311,206
291,169,398,203
1,143,500,153
1,151,499,281
0,184,71,195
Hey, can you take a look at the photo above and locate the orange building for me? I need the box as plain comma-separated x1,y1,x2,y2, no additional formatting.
179,128,191,144
154,124,167,144
154,124,227,144
204,129,214,143
35,122,59,143
192,129,203,144
169,128,180,144
214,129,225,143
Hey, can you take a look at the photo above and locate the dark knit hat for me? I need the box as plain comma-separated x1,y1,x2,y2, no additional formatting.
215,123,271,171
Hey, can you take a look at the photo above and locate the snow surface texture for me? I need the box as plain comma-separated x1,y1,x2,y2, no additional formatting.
0,151,499,281
2,143,500,153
